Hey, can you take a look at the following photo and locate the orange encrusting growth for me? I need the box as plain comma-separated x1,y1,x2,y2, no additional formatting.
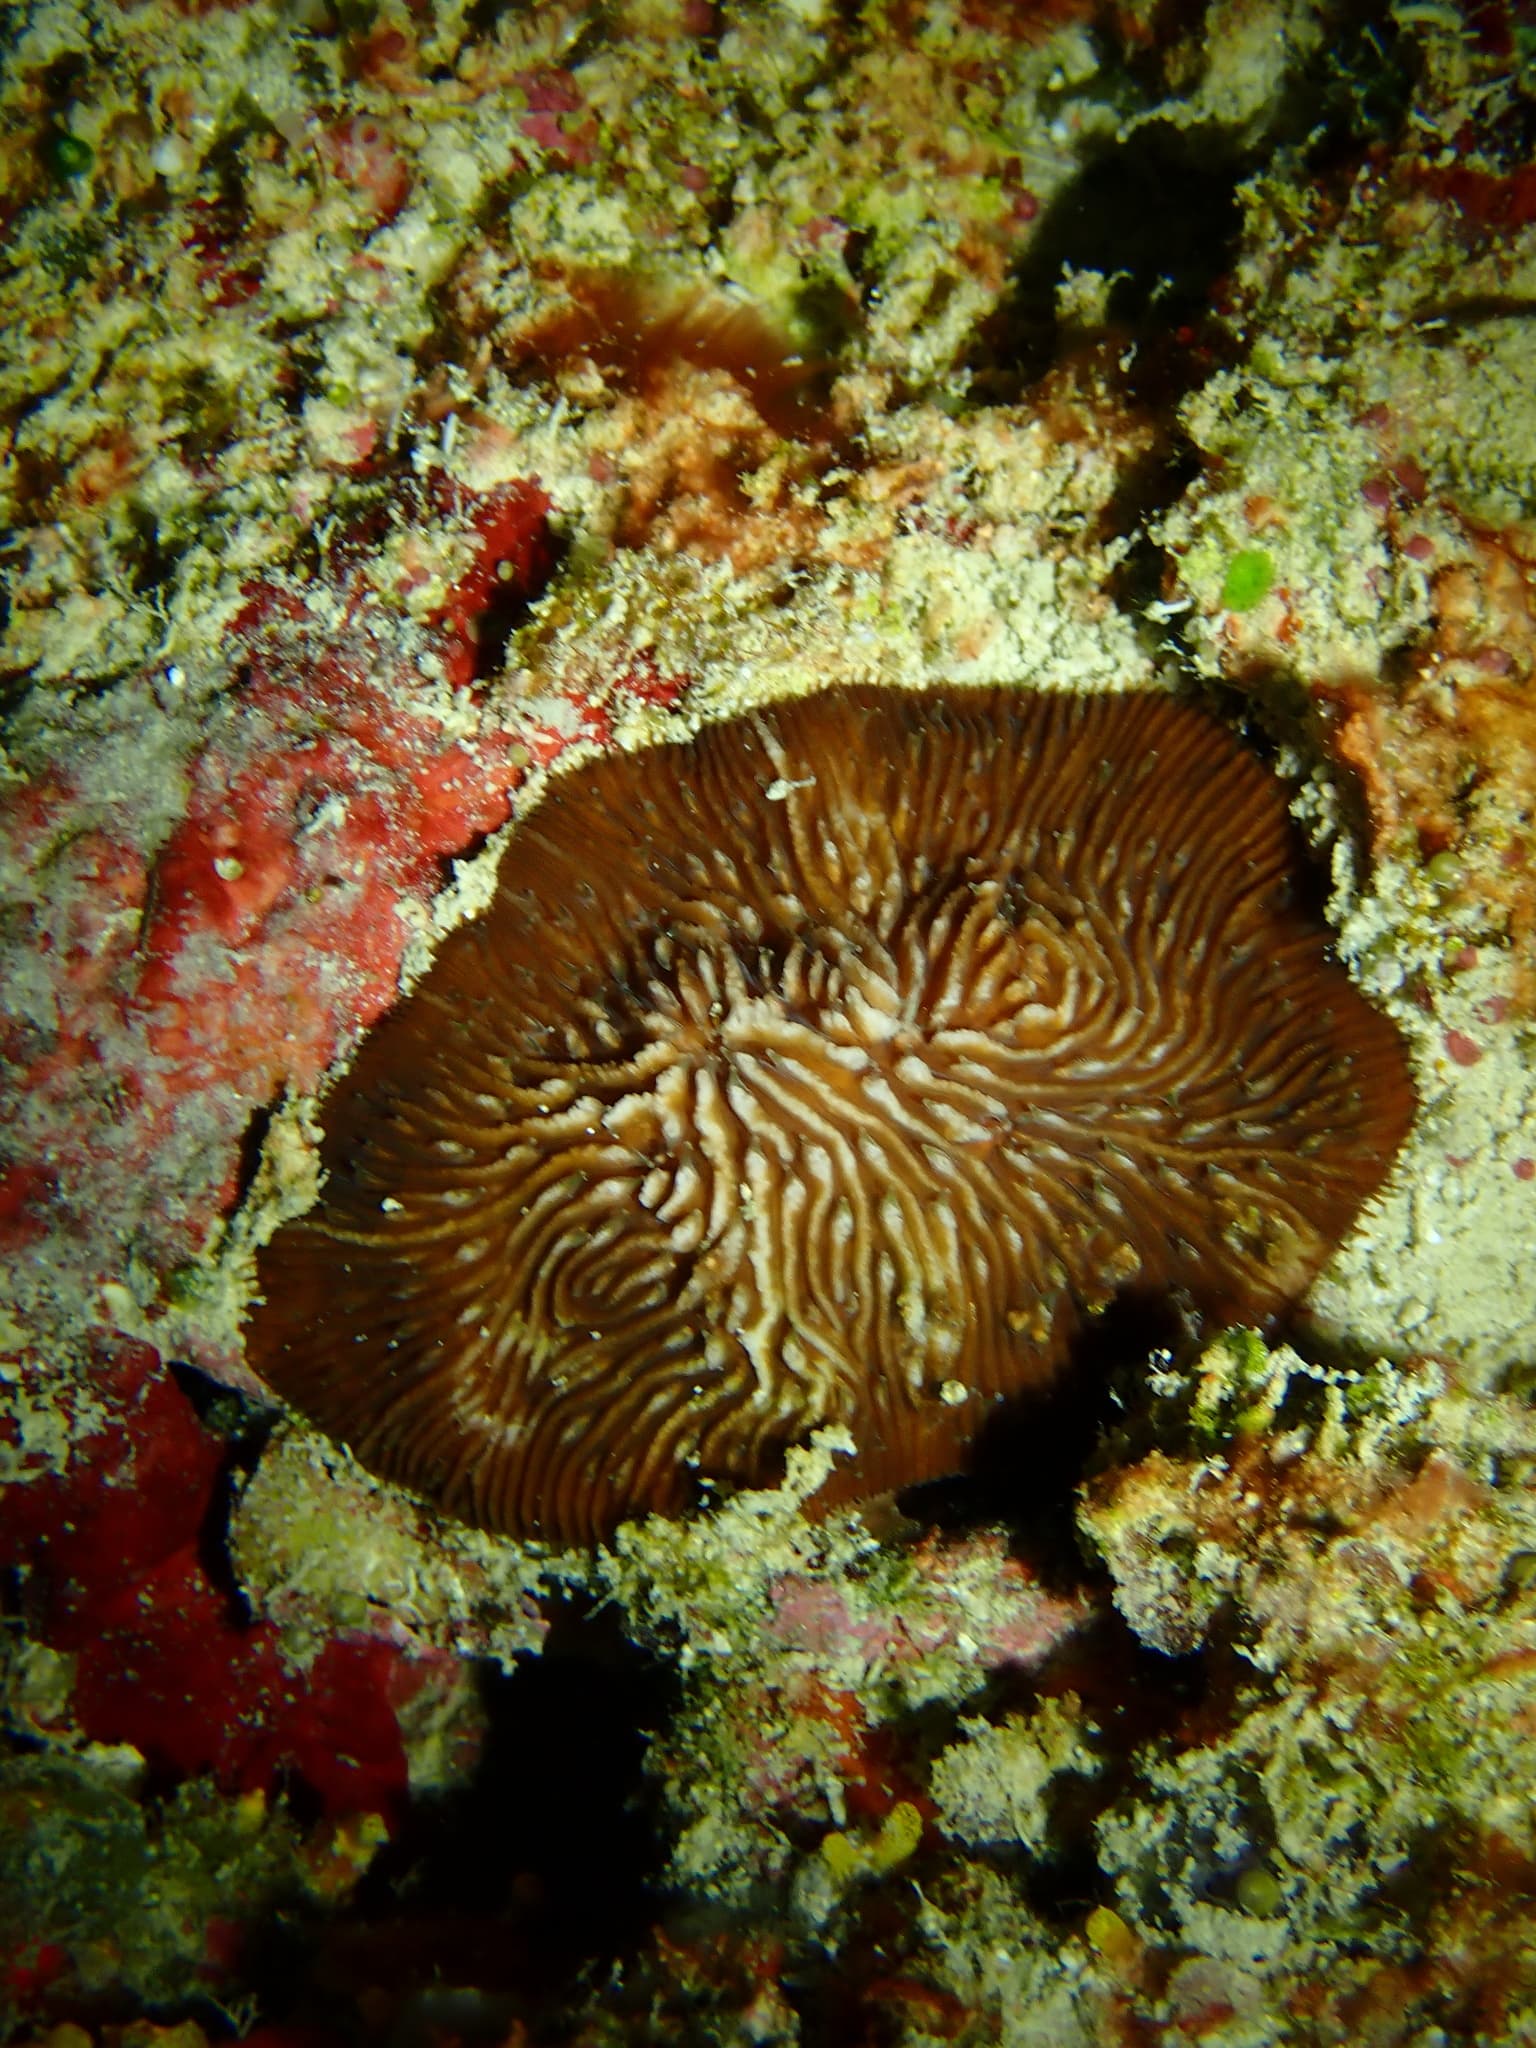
246,686,1416,1544
505,269,836,444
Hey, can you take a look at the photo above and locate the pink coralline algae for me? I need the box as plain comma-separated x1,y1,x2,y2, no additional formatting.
0,478,553,1914
1444,1028,1484,1068
766,1534,1092,1675
135,578,530,1100
314,116,413,224
514,68,599,168
0,476,553,1270
1,1340,414,1821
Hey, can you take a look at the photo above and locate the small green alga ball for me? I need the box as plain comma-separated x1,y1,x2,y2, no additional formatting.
1236,1865,1285,1916
44,131,94,179
1219,548,1275,611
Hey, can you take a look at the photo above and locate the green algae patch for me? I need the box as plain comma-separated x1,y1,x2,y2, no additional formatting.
43,130,94,180
0,1760,316,2027
1219,547,1275,611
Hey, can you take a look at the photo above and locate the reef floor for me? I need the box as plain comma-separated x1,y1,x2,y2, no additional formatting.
4,1,1536,2042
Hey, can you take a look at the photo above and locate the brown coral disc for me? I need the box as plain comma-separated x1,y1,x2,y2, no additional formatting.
246,685,1416,1544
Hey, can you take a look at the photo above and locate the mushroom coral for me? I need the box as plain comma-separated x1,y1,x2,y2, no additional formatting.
245,685,1415,1542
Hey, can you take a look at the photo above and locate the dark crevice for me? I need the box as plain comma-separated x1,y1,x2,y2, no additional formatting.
229,1092,279,1215
231,1597,676,2038
467,522,568,684
164,1360,277,1625
964,123,1255,407
896,1289,1197,1585
1291,0,1422,177
356,1597,673,1958
964,2,1424,416
1102,435,1203,624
